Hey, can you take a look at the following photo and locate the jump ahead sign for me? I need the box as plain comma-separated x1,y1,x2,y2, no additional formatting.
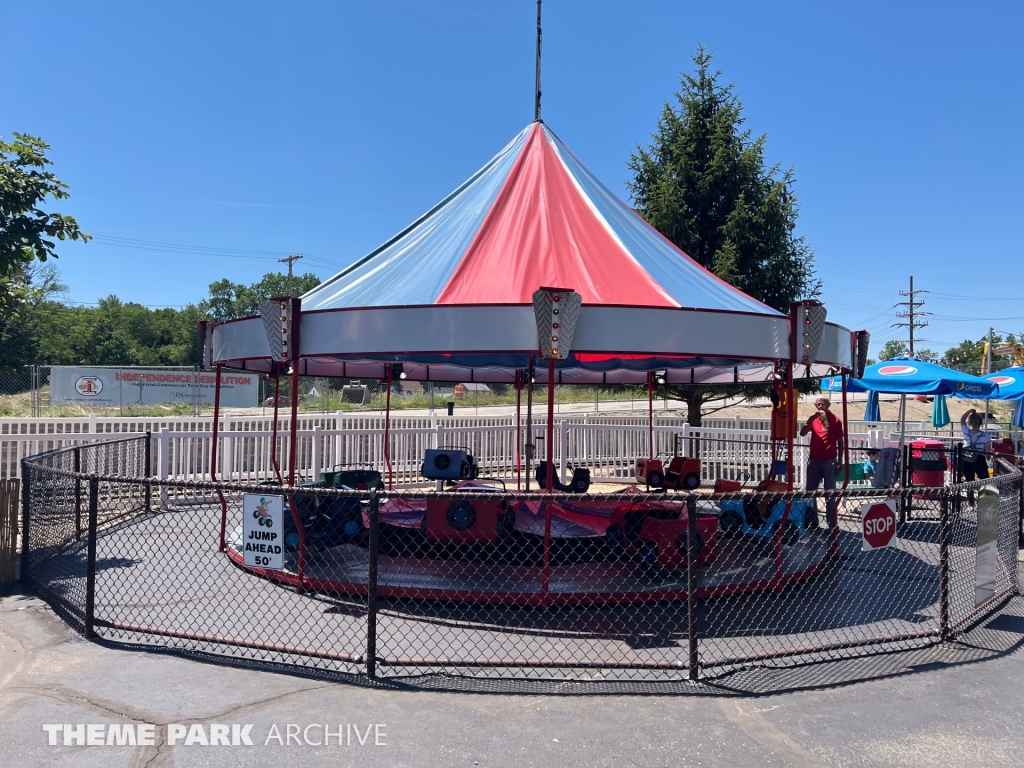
243,494,284,570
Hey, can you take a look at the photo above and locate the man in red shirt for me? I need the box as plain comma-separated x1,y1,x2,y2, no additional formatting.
800,396,845,525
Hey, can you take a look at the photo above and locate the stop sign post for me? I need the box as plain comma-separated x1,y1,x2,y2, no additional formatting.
862,500,898,551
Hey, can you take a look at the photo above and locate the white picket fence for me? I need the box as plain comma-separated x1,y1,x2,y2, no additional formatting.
1,412,886,492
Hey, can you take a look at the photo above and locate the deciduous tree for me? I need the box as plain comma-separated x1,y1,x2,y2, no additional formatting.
0,133,89,280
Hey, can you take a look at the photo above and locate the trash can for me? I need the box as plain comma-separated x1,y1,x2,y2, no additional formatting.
911,439,946,487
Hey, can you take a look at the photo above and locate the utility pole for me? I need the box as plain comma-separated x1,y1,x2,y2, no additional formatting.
278,254,304,297
983,326,994,425
893,276,930,355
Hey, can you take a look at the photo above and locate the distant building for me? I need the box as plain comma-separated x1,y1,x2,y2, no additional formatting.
399,381,423,397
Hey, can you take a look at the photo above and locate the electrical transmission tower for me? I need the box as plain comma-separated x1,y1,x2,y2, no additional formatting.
893,275,930,355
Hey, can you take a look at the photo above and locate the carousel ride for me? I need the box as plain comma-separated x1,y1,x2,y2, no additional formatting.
199,120,867,605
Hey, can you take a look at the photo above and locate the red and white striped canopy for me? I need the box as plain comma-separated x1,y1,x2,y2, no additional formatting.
211,122,854,378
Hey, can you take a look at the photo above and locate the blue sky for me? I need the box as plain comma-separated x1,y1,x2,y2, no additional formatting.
2,0,1021,358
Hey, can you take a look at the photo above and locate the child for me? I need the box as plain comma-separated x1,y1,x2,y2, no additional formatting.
863,449,880,480
960,408,992,502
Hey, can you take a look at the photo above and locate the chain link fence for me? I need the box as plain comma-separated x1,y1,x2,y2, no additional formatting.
18,436,1022,686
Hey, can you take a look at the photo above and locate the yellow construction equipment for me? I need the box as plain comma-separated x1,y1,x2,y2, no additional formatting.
982,342,1024,373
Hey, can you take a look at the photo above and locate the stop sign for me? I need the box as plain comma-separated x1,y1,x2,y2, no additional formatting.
862,501,898,551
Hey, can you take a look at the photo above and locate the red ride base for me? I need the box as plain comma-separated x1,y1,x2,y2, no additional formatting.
424,496,508,544
639,515,720,569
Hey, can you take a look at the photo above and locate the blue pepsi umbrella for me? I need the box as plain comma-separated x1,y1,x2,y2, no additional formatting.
821,376,866,393
864,390,881,422
985,367,1024,400
850,357,998,398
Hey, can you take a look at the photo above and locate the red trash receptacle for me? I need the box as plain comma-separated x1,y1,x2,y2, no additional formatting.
911,438,946,487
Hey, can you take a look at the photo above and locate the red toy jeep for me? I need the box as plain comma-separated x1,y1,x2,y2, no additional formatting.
605,497,718,569
635,456,702,490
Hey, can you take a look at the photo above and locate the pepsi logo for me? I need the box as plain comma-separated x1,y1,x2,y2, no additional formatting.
878,365,917,376
989,376,1015,386
957,381,983,393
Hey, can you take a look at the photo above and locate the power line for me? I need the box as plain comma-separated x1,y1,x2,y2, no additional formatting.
929,314,1024,322
92,235,288,258
91,234,346,268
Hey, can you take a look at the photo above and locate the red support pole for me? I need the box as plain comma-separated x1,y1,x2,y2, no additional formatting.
211,364,223,478
269,372,282,484
778,307,800,581
288,362,300,487
648,371,655,460
286,360,306,592
515,371,523,492
786,328,797,491
383,365,394,490
546,359,555,491
841,375,851,490
526,357,535,492
542,358,556,609
831,373,850,558
211,364,228,552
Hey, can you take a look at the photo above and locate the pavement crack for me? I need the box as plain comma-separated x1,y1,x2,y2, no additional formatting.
9,685,155,723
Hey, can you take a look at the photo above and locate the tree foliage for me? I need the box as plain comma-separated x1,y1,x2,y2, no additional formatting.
626,49,819,424
877,340,908,361
1,270,318,375
877,339,937,363
941,334,1019,375
0,133,90,281
627,48,819,313
198,272,321,322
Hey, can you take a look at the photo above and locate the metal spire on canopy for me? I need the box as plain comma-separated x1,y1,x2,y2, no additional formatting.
534,0,543,122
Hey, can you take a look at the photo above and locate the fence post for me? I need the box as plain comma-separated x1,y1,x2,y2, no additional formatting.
223,415,233,482
366,490,379,678
337,411,350,466
686,494,700,680
158,428,170,508
20,460,31,569
85,476,99,639
939,491,950,640
88,412,97,435
1018,458,1024,550
899,445,909,524
74,447,82,541
144,431,152,512
559,420,569,485
312,426,323,483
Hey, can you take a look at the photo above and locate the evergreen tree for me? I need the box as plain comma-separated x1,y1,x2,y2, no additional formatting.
627,48,819,424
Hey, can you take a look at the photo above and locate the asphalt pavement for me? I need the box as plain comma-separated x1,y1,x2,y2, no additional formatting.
3,581,1024,768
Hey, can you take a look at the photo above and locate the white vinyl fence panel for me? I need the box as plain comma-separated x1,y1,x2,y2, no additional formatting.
2,412,891,484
